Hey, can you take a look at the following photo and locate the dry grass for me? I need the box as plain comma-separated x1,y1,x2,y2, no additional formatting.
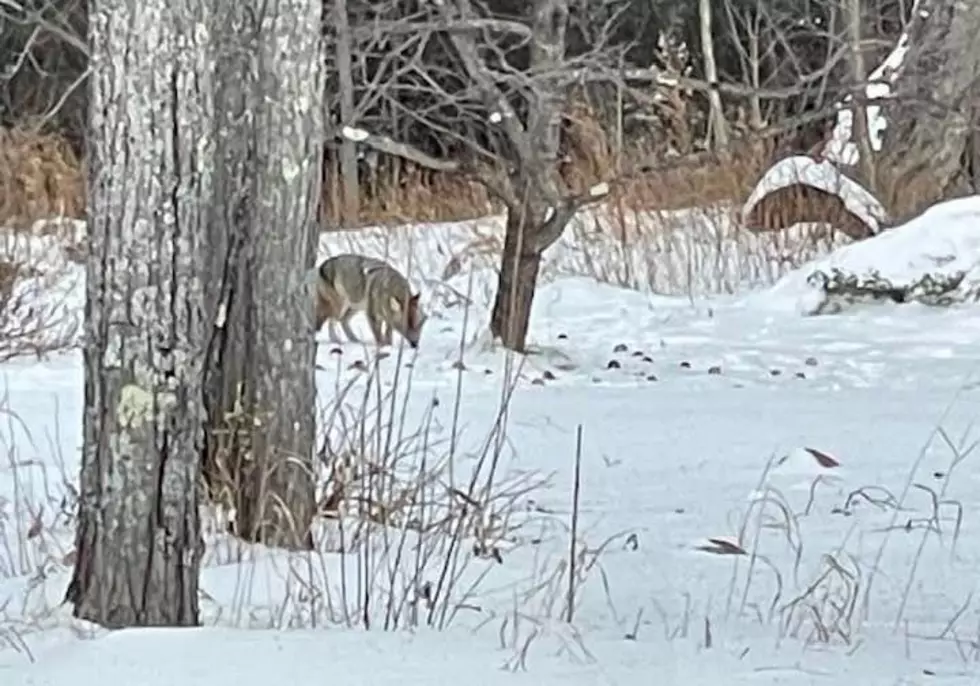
0,110,770,236
0,109,938,316
0,127,85,232
3,107,933,277
192,300,603,649
0,103,952,247
319,108,773,231
696,422,974,649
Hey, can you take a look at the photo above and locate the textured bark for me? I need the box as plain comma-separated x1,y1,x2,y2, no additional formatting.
878,0,980,215
66,0,211,628
489,210,543,353
201,4,256,512
204,0,322,550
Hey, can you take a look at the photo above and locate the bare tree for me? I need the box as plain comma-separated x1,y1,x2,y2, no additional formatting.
327,0,889,351
443,0,614,352
0,0,89,140
65,0,212,627
202,0,323,549
717,0,861,151
324,0,613,352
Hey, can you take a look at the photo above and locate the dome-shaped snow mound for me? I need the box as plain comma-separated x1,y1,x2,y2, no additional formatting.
743,196,980,315
741,155,887,240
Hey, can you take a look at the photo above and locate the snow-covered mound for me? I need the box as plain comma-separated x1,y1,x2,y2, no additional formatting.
744,195,980,315
741,155,887,236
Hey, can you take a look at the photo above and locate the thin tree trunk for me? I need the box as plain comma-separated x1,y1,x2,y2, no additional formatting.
66,0,211,628
747,15,763,130
847,0,876,189
334,0,360,225
698,0,729,150
205,0,323,550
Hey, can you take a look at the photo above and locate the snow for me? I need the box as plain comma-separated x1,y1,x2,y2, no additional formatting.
749,195,980,314
741,155,888,234
5,199,980,685
588,182,609,198
342,125,370,142
315,204,860,299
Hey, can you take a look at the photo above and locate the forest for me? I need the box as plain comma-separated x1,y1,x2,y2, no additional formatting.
3,0,970,233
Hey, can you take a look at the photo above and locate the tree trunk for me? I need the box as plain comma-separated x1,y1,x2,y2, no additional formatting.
66,0,211,628
698,0,729,150
846,0,876,190
877,0,980,217
484,0,572,353
204,0,323,550
334,0,360,225
489,208,544,352
201,4,257,519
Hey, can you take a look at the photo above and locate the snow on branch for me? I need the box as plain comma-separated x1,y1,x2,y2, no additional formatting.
337,125,459,172
821,11,918,165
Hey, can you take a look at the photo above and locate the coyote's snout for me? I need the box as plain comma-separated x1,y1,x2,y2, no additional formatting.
314,253,427,348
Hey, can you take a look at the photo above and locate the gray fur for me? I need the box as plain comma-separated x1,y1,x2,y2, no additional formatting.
315,253,427,348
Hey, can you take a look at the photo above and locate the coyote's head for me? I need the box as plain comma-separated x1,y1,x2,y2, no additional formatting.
393,292,427,348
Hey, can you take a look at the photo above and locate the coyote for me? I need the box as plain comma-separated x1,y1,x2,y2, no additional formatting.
314,253,427,348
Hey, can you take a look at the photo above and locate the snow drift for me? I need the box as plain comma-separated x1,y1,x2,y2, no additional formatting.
746,195,980,315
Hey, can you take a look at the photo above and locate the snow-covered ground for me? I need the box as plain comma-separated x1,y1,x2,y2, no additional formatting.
4,198,980,685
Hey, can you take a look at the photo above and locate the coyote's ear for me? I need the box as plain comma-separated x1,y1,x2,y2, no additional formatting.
389,296,402,314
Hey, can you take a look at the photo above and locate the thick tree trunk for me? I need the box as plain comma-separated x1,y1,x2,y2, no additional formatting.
204,0,323,550
66,0,211,628
489,209,544,352
878,0,980,216
201,4,256,519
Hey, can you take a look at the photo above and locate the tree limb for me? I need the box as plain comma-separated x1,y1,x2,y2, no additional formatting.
352,17,534,42
338,125,459,172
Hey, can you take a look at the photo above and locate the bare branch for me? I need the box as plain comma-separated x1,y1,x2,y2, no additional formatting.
339,126,460,172
351,17,534,42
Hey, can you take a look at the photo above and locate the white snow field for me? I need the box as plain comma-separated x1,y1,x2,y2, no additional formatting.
4,197,980,685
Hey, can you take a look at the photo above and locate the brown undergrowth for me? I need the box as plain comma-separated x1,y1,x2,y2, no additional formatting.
320,107,774,231
0,126,85,232
1,113,772,235
2,112,937,253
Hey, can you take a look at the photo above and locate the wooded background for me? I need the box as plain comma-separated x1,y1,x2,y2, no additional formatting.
1,0,975,230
